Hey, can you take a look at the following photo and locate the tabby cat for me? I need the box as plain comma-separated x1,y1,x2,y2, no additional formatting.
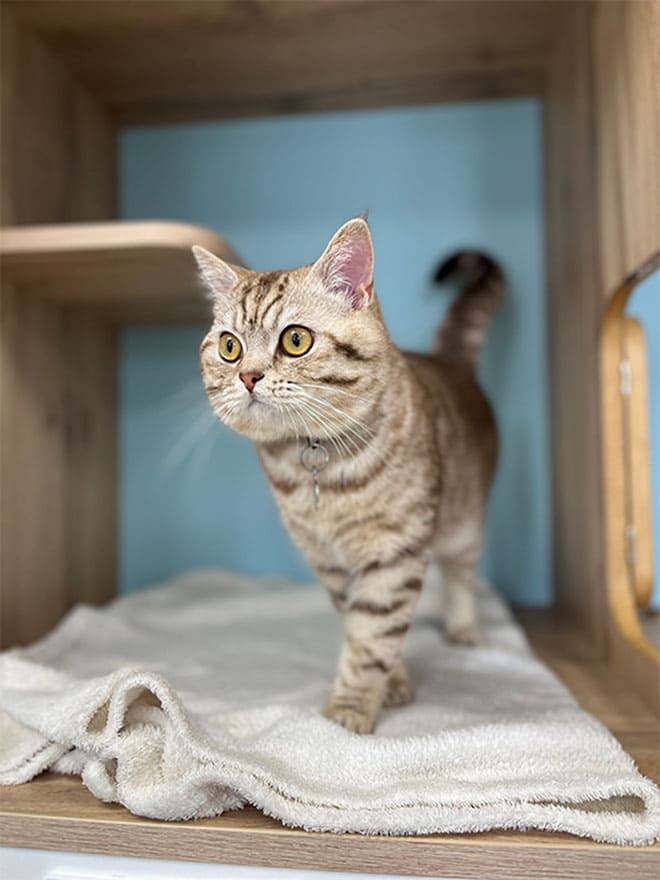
194,218,503,734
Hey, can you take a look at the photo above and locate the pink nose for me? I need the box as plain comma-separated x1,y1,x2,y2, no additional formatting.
239,371,264,393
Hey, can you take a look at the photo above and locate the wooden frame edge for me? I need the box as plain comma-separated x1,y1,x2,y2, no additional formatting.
599,252,660,671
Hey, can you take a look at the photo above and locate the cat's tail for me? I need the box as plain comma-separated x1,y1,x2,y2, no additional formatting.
433,251,504,368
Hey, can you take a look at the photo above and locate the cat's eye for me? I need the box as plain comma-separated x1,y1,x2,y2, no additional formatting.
218,332,242,363
280,325,313,357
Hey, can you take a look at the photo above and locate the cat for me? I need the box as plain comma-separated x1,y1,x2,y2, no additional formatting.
194,218,503,734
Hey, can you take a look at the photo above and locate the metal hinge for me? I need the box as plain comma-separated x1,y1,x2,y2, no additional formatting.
625,524,637,566
619,358,633,397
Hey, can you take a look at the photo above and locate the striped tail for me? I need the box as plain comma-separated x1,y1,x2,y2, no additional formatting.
433,251,504,368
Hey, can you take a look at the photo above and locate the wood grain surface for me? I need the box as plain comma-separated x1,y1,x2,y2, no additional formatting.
543,0,607,656
0,287,120,648
0,5,115,225
0,220,243,646
592,0,660,298
543,0,660,700
622,317,655,611
599,259,660,716
0,222,243,323
590,0,660,713
5,0,560,123
0,9,119,649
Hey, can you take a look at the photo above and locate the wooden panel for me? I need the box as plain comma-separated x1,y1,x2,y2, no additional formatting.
591,0,660,296
1,786,657,880
623,317,655,610
592,0,660,706
543,0,606,652
6,0,560,123
543,0,660,676
0,287,119,647
0,6,116,225
0,11,118,647
542,0,660,702
600,261,660,716
62,311,118,612
0,222,242,323
0,220,241,644
2,617,659,877
0,288,70,645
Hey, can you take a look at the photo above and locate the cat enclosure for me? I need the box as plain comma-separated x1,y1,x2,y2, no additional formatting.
1,1,658,876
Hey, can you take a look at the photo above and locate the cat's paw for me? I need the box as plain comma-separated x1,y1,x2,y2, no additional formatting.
446,622,484,646
383,668,414,707
323,703,376,734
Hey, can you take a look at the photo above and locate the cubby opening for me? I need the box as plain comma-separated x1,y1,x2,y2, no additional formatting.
1,1,658,875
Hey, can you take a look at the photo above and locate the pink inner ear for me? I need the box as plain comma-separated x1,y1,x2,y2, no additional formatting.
342,239,372,293
322,225,374,308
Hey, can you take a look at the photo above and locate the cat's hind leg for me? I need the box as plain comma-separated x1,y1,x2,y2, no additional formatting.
441,560,482,645
383,659,414,707
435,521,484,646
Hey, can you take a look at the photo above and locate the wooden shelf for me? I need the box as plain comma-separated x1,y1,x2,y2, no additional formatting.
1,4,659,875
5,1,559,124
1,613,658,879
0,222,242,323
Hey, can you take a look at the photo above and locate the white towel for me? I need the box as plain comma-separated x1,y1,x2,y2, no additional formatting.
1,568,659,845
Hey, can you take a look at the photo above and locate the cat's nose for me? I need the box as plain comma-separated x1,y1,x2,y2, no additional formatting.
239,371,264,393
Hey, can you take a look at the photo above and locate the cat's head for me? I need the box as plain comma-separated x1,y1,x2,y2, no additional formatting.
195,218,392,444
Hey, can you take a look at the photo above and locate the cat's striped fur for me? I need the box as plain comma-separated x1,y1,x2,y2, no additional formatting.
195,219,503,734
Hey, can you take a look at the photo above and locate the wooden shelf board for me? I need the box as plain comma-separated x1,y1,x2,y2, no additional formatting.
5,1,560,124
0,222,242,323
1,612,659,878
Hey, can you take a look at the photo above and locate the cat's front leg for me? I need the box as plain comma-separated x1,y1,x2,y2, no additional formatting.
316,564,351,613
323,557,426,734
317,567,412,707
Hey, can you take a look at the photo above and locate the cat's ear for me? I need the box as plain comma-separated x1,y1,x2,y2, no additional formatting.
192,246,239,302
312,218,374,310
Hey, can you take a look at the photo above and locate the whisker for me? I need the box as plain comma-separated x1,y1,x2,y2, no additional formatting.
189,415,223,483
287,393,371,450
163,405,218,471
302,391,376,436
294,382,373,404
152,378,208,418
285,400,340,454
291,402,349,462
292,390,396,467
276,400,302,445
294,391,376,445
291,398,365,460
286,403,318,450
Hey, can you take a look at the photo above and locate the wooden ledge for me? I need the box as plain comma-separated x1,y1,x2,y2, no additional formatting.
1,613,659,878
1,771,658,880
0,222,243,323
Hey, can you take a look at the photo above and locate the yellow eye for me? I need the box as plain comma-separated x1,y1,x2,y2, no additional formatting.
218,332,242,363
280,325,313,357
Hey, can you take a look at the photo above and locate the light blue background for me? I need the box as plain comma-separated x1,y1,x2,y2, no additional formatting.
627,270,660,607
119,99,552,604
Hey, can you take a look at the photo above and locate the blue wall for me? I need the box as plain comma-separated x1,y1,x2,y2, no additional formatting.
119,99,552,605
627,270,660,607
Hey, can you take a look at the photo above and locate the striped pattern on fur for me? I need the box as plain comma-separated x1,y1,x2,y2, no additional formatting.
195,219,503,733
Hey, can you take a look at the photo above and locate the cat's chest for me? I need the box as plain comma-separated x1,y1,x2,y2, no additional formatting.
261,443,329,495
257,441,366,520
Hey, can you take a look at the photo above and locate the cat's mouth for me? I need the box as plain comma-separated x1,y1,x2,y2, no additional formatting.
245,392,267,410
220,394,297,443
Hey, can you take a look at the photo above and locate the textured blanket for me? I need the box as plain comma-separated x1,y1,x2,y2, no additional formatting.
1,568,658,845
